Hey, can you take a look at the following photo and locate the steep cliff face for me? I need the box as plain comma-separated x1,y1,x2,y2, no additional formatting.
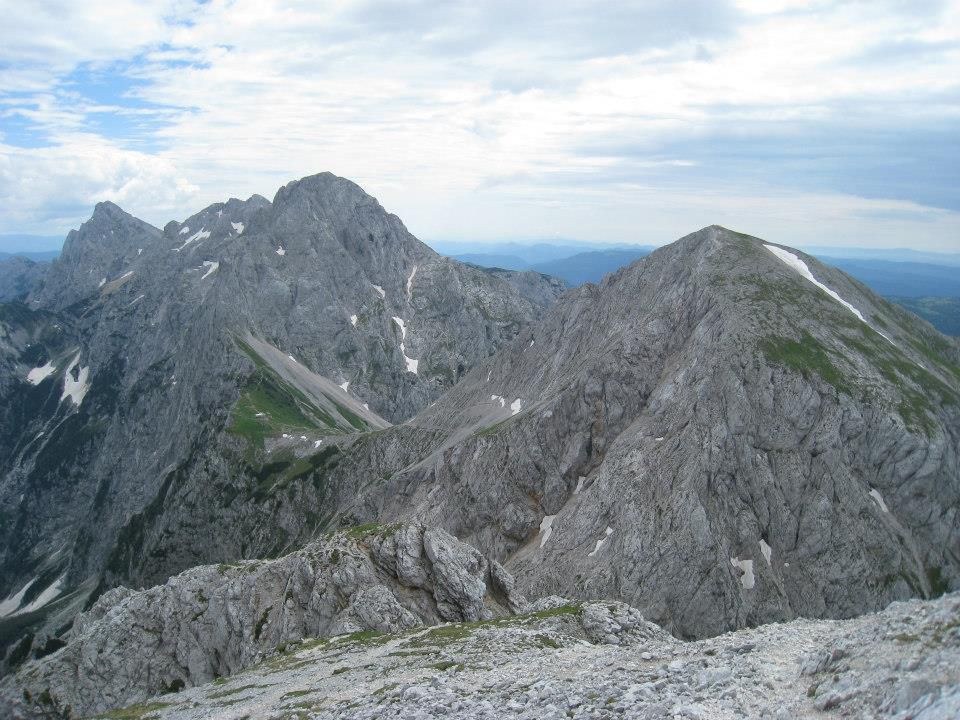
347,226,959,638
0,173,561,672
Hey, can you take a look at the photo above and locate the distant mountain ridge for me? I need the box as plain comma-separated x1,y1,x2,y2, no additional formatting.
799,245,960,266
816,257,960,297
0,251,59,262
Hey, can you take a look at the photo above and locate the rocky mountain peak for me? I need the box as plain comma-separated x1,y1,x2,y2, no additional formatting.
32,202,162,310
163,193,271,247
90,199,127,220
0,193,957,718
265,171,437,264
362,225,960,638
72,200,157,247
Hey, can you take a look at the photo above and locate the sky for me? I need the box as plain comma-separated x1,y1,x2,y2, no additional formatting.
0,0,959,251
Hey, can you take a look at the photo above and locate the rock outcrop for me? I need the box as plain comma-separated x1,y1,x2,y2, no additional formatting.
0,524,526,718
14,591,959,719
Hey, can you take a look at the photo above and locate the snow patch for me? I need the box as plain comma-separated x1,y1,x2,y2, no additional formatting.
255,412,265,417
363,403,369,410
26,361,56,385
200,261,219,279
314,439,322,448
372,284,386,298
730,557,755,589
510,398,522,415
869,488,889,513
128,294,145,307
217,209,223,218
137,248,142,255
486,370,492,382
231,221,245,235
0,578,37,618
339,381,350,393
406,265,418,299
16,575,65,615
529,339,535,347
491,394,506,408
350,314,358,326
288,354,298,363
759,539,772,565
539,515,556,548
176,228,210,251
765,245,869,324
276,246,286,256
98,278,106,288
60,353,90,407
179,226,190,235
392,317,418,373
588,527,614,557
574,476,585,494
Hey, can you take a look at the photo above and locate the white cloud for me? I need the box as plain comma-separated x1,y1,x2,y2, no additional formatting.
0,134,197,232
0,0,958,248
0,1,178,91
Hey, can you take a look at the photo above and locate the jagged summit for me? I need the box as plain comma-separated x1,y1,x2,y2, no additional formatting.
264,171,438,266
34,200,162,309
90,199,132,220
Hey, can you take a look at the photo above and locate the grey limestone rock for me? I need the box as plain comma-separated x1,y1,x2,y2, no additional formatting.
422,527,495,622
18,590,955,720
362,226,960,638
0,257,48,302
0,523,525,717
0,172,561,672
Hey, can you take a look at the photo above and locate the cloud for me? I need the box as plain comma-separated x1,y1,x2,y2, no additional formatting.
0,0,958,249
0,1,178,91
0,134,197,232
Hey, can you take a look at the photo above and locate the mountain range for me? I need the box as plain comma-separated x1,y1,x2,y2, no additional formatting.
0,173,957,718
6,236,958,336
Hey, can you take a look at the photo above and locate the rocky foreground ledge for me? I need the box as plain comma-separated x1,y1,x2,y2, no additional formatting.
3,525,958,719
96,593,958,719
1,524,526,718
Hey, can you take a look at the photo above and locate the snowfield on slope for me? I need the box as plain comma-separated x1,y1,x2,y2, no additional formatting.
26,361,56,385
